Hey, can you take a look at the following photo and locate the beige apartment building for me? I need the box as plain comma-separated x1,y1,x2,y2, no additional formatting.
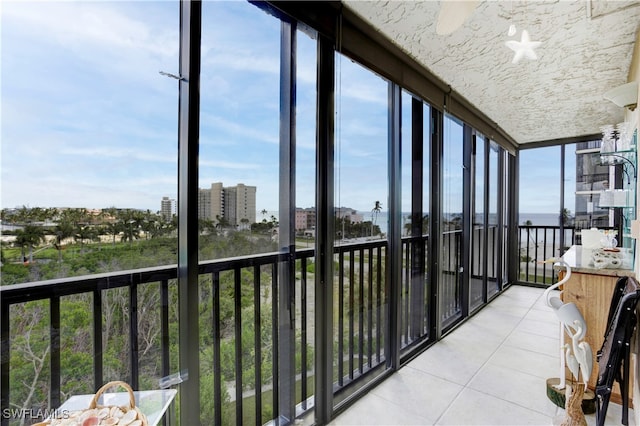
198,182,256,227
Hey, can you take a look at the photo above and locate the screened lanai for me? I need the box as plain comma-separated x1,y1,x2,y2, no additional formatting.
1,1,640,425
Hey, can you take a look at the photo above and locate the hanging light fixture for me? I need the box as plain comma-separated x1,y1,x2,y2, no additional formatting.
435,0,480,35
603,82,638,111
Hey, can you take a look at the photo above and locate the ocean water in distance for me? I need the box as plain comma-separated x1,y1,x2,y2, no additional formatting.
261,210,560,235
356,212,561,234
518,213,561,226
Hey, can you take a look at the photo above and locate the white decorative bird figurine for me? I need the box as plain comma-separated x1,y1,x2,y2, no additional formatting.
541,257,593,389
566,345,580,380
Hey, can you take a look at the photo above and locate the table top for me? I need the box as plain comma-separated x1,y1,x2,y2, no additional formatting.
52,389,176,426
561,245,635,277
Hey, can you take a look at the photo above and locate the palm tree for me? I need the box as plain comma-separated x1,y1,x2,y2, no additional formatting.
13,231,29,263
75,225,98,252
199,218,215,234
141,210,160,240
121,221,140,245
561,208,573,226
104,222,122,246
523,219,535,254
371,201,382,237
14,225,45,263
118,209,143,245
101,207,121,246
53,220,75,262
123,221,141,246
215,215,231,230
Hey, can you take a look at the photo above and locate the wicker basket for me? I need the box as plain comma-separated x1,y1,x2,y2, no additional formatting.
43,381,148,426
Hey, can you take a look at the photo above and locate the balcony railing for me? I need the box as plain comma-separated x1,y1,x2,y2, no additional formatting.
1,231,498,425
3,222,623,423
517,224,616,285
518,224,574,285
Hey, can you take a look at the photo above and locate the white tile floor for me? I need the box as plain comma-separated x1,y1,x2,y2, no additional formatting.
330,285,635,426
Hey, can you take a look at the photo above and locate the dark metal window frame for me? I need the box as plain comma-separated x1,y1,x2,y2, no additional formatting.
207,5,517,421
0,3,517,426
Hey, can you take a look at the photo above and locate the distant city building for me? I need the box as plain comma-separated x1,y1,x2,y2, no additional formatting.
335,207,363,223
160,197,176,222
574,140,615,229
198,182,256,227
295,207,316,231
198,182,224,223
295,207,363,234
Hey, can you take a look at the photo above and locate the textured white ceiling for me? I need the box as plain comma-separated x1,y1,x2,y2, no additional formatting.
343,0,640,145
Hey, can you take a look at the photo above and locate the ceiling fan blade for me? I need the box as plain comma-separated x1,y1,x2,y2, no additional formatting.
436,0,480,35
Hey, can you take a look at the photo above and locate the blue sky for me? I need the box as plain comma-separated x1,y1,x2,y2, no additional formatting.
1,1,561,215
2,1,179,211
1,0,389,214
519,145,577,215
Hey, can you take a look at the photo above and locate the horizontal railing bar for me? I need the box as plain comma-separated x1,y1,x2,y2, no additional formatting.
3,230,531,424
2,224,615,304
0,270,171,303
335,240,387,252
1,250,316,305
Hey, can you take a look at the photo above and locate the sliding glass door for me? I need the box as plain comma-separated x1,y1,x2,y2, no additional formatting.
440,115,465,330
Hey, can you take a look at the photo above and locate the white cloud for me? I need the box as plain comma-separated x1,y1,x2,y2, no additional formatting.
0,0,400,214
59,146,176,164
1,172,176,211
200,113,278,146
199,159,261,170
2,2,178,58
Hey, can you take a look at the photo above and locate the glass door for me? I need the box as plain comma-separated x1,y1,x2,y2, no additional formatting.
487,141,501,298
440,115,465,330
333,53,391,404
470,134,485,311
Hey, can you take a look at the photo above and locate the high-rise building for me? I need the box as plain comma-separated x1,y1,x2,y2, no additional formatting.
160,196,176,222
574,140,615,229
198,182,256,227
198,182,224,222
225,183,256,228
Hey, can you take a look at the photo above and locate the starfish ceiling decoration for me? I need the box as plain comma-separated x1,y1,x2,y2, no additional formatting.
505,30,542,64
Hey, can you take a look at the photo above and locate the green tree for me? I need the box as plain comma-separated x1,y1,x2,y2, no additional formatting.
53,220,75,262
522,219,535,259
371,201,382,236
199,218,216,235
215,215,231,230
404,213,430,236
141,210,163,240
104,221,122,246
13,205,33,225
251,219,275,235
561,208,573,226
9,301,51,417
120,210,142,245
14,225,46,263
75,225,99,252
